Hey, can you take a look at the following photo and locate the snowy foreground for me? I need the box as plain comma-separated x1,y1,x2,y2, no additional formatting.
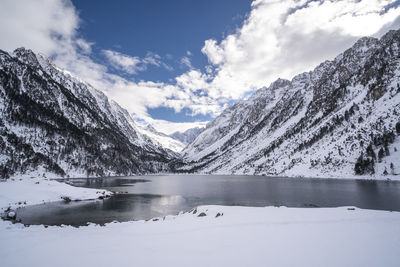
0,179,400,267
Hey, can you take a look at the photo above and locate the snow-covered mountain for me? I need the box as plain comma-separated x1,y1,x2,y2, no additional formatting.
0,48,175,178
180,29,400,178
169,127,204,145
137,124,185,153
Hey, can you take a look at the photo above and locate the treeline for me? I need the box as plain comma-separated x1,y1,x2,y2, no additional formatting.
354,123,399,175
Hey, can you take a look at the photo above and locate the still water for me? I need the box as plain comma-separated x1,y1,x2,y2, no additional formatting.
16,175,400,226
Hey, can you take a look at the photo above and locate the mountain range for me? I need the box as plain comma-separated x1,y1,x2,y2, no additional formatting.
1,29,400,179
0,48,175,178
179,29,400,178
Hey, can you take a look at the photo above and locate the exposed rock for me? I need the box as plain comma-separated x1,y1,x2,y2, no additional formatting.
7,211,16,219
61,196,71,203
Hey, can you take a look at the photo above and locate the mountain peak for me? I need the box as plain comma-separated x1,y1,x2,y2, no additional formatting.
170,127,204,145
380,28,400,43
12,47,40,67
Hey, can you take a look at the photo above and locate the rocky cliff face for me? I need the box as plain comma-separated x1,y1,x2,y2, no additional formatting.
180,30,400,178
0,48,175,178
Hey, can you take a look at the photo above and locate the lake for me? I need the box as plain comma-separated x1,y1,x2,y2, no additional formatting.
16,175,400,226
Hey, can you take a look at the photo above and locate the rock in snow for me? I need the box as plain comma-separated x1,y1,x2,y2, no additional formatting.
6,211,15,219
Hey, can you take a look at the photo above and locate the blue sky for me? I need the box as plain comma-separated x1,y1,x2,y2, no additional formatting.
72,0,252,122
1,0,400,133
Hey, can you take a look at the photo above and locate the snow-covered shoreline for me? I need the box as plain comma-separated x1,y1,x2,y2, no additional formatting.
0,178,112,211
0,205,399,267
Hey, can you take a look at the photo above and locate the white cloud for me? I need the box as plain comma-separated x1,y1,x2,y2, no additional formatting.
0,0,79,56
202,40,224,65
102,50,172,74
102,50,142,74
180,56,193,69
198,0,400,101
76,39,93,54
1,0,400,132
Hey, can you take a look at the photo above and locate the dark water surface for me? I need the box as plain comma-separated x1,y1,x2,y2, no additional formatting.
16,175,400,226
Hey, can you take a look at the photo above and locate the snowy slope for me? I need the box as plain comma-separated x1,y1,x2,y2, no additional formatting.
181,29,400,179
136,124,185,153
169,127,204,145
0,48,175,178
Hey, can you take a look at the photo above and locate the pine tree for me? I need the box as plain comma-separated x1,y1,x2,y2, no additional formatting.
378,148,385,162
384,141,390,156
366,143,376,160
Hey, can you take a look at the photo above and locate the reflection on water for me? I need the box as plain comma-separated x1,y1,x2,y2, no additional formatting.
16,175,400,226
57,178,151,188
17,194,186,226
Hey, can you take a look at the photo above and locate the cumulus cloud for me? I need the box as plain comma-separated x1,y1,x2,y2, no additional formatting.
0,0,80,56
199,0,400,101
1,0,400,134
